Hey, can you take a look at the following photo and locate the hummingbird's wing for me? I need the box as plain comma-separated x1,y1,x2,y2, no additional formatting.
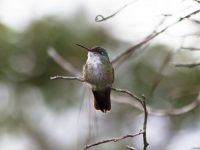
110,61,115,84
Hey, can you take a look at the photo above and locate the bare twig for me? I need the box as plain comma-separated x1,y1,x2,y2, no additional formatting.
82,130,143,150
50,75,200,117
47,47,80,76
147,16,166,38
127,145,137,150
50,76,84,82
169,61,200,68
113,15,166,68
113,15,165,68
162,14,200,24
110,87,149,150
112,92,200,116
111,9,200,64
181,47,200,51
50,76,149,150
95,0,137,22
142,95,149,150
114,43,150,70
111,87,143,105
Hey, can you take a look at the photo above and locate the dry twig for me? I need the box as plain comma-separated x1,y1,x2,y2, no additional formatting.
127,145,137,150
50,76,84,82
161,14,200,24
169,61,200,68
47,6,200,150
111,9,200,64
48,48,200,116
112,92,200,116
95,0,137,22
181,47,200,51
50,76,149,150
82,130,144,150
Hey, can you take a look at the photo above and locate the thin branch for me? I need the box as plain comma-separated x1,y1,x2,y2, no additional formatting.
47,47,80,76
162,14,200,24
181,47,200,51
110,87,149,150
111,87,143,105
142,95,149,150
50,76,84,82
114,43,150,70
95,0,137,22
50,75,200,116
127,145,137,150
112,92,200,116
111,9,200,64
146,16,166,38
82,130,143,150
169,61,200,68
50,76,149,150
113,16,165,68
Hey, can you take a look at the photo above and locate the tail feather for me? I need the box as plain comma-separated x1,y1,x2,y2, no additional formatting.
92,88,111,113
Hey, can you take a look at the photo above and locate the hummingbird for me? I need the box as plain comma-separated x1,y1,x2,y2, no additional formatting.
77,44,115,113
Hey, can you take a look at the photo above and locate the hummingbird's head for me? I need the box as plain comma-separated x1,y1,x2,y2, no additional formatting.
76,44,109,60
90,46,108,57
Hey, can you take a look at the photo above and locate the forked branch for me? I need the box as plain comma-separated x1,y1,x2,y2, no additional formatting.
82,130,144,150
51,76,149,150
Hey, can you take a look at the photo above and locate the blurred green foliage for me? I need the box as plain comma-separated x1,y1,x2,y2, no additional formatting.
0,13,200,150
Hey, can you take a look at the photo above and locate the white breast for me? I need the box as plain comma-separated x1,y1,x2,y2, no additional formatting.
87,52,101,68
85,52,107,89
87,52,102,76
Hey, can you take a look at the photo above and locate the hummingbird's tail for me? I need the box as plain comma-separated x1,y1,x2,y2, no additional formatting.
92,88,111,113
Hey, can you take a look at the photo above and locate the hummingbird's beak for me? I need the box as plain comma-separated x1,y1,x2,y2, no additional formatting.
76,44,92,52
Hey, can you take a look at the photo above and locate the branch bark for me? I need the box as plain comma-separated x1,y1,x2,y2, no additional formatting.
127,145,137,150
82,130,144,150
142,95,148,150
50,75,84,82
